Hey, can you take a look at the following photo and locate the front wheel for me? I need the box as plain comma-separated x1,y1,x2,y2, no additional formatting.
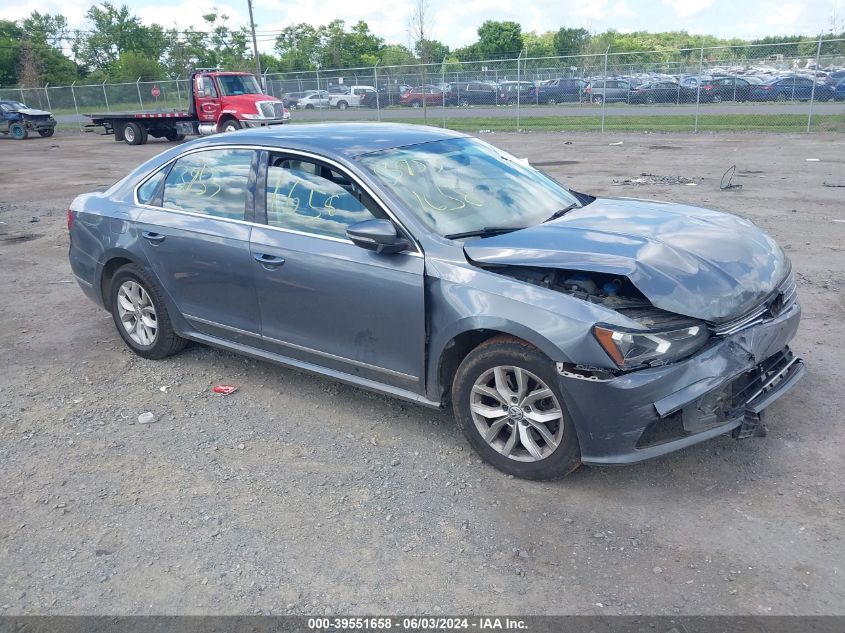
545,97,557,105
9,122,28,139
336,101,348,110
452,336,581,480
123,122,147,145
109,264,187,360
220,119,241,133
38,128,55,137
593,95,604,105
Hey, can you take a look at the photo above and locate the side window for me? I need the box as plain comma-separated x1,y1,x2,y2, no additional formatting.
162,149,253,220
265,155,377,240
201,76,218,98
137,168,167,205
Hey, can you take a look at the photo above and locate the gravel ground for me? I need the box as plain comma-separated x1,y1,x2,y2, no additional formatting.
1,130,843,616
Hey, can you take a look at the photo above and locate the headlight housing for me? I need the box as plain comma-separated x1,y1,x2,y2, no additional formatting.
593,322,710,370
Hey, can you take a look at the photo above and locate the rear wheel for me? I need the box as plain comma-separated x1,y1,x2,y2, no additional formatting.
410,100,421,108
38,128,55,137
593,94,604,105
645,94,656,104
776,93,787,102
9,122,28,139
123,122,147,145
546,97,557,105
452,336,581,480
459,98,470,107
109,264,186,360
712,94,722,104
336,100,348,110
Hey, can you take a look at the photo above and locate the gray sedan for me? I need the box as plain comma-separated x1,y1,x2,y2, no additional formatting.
68,123,803,479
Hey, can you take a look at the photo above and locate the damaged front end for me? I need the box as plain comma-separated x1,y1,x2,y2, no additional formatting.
469,261,803,464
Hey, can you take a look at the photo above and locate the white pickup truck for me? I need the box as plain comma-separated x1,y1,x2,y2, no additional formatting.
328,85,376,109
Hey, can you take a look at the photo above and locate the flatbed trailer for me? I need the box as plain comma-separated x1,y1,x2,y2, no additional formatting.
85,110,195,145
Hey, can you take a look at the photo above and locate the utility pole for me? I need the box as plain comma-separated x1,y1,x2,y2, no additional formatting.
247,0,262,81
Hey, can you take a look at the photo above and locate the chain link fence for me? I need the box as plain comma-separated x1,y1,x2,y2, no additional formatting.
2,38,843,133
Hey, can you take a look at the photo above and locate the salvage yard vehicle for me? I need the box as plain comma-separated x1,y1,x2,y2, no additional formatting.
85,70,289,146
328,85,377,109
68,123,803,480
0,100,57,139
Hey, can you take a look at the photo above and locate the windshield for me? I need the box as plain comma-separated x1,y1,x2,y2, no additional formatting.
217,74,261,96
358,137,580,237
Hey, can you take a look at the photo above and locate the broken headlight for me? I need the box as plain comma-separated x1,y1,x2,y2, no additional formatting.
593,323,710,370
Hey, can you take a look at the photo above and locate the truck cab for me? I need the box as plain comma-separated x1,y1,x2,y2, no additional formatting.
192,71,289,134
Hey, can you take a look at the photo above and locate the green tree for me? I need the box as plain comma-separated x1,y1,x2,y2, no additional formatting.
274,23,321,70
0,20,23,85
553,27,589,56
379,44,415,67
415,38,449,63
476,21,523,59
523,31,555,58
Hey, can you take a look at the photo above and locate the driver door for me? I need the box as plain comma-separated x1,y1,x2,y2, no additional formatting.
249,152,426,393
195,74,221,123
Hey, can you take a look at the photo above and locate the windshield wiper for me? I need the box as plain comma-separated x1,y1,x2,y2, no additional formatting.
444,226,525,240
542,203,579,223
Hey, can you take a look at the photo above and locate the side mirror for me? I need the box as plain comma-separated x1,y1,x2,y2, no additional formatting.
347,219,410,255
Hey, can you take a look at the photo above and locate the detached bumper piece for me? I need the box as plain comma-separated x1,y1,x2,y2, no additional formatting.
637,347,804,449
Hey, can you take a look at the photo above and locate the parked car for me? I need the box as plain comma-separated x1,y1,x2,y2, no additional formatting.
281,91,310,109
529,78,587,104
697,77,757,103
823,70,845,86
0,100,57,139
376,84,412,106
399,86,446,108
68,123,803,480
749,76,834,102
835,78,845,101
628,81,695,104
497,81,533,105
329,86,377,109
584,79,631,104
295,90,330,109
448,81,498,106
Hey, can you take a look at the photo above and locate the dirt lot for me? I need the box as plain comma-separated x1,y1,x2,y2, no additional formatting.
1,130,844,616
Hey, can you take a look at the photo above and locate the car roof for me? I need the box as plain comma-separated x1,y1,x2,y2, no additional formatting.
184,122,470,158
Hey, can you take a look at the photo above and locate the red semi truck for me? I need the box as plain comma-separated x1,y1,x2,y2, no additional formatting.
86,70,290,145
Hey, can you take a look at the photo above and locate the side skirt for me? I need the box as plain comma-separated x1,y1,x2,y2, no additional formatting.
185,331,443,410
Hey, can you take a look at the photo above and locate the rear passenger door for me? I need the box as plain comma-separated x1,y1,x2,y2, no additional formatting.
137,147,261,341
249,152,426,392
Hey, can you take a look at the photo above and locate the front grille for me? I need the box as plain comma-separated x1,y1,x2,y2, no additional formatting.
713,270,797,336
258,101,284,119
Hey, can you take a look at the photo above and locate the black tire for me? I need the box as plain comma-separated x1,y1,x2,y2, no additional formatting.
10,122,28,139
164,129,185,142
109,263,187,360
593,95,604,105
459,98,470,107
546,97,557,105
38,128,55,137
220,118,241,133
305,104,314,109
645,94,656,104
409,100,421,108
452,336,581,480
123,122,147,145
337,101,348,110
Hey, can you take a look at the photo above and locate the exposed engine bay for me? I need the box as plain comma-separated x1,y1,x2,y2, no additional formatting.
481,264,702,330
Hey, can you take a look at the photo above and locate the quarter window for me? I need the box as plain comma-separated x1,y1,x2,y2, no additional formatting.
265,156,377,240
162,149,253,220
137,169,166,205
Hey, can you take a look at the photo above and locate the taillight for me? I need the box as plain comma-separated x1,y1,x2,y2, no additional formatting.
67,208,73,231
585,87,592,93
703,85,713,90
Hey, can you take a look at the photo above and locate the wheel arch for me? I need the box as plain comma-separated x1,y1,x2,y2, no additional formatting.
98,250,145,310
428,318,563,404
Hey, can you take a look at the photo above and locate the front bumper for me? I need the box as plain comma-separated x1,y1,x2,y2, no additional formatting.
561,301,803,465
242,117,287,128
25,117,56,131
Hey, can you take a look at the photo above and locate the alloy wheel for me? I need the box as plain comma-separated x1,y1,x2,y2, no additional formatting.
116,280,158,346
470,365,564,462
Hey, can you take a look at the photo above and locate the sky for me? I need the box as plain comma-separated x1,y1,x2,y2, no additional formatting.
1,0,840,53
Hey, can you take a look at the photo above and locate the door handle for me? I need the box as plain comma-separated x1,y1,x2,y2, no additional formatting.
142,231,166,243
253,253,285,268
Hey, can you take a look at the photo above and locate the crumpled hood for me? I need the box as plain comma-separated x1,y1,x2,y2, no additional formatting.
463,197,789,322
17,108,52,116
